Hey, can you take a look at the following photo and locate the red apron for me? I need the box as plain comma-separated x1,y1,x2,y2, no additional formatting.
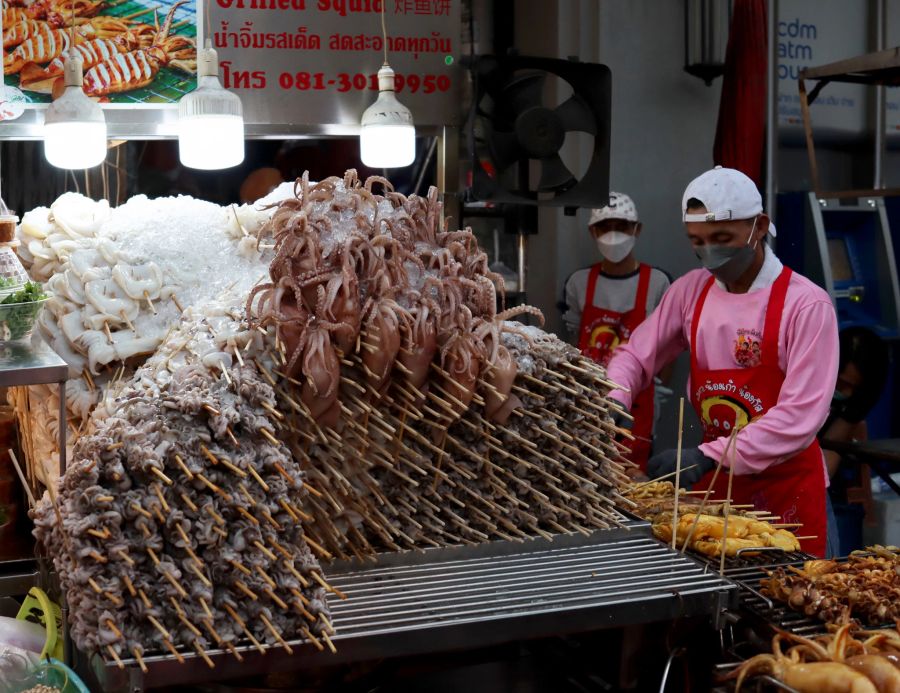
578,263,655,469
690,268,826,557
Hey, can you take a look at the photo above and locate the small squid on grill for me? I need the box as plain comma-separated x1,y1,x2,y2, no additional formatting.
3,14,133,50
82,1,195,97
19,26,155,90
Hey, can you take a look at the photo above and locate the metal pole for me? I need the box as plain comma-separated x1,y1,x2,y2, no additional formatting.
874,0,886,189
765,0,778,223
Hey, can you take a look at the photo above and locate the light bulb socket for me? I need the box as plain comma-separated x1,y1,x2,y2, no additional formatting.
62,53,84,88
197,43,219,79
376,63,397,92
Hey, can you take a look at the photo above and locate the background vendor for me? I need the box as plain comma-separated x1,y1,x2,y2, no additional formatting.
606,167,839,557
562,192,670,470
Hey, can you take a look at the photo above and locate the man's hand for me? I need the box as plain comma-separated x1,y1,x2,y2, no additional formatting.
610,406,633,431
647,447,715,486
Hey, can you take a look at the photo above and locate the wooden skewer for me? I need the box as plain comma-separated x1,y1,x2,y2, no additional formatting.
105,441,123,451
225,426,241,448
107,645,124,669
180,492,199,512
260,613,293,654
152,484,170,512
771,523,803,529
173,454,194,479
103,321,114,345
247,466,270,492
311,570,347,600
219,362,232,385
121,574,137,597
196,473,231,501
149,466,173,486
223,604,266,655
321,631,337,654
178,613,203,639
234,580,259,601
224,640,244,662
237,507,260,526
632,465,700,489
302,626,325,652
187,561,212,588
794,535,818,541
120,310,136,332
146,614,172,641
720,463,736,576
217,455,247,478
88,550,107,563
193,640,216,669
143,291,156,314
162,639,185,664
672,398,685,551
319,613,335,634
259,427,280,447
8,450,35,509
252,540,277,561
199,444,220,466
303,535,333,560
132,648,148,673
87,528,111,540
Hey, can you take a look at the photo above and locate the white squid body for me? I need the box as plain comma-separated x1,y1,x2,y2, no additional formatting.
111,262,162,300
50,192,110,238
83,278,139,325
77,329,160,374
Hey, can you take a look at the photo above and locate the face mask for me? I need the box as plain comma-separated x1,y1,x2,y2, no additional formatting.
597,230,635,263
695,217,759,283
832,390,849,403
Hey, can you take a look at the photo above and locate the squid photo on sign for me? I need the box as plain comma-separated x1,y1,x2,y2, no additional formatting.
2,0,197,104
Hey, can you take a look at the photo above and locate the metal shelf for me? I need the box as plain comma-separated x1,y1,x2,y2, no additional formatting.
0,339,68,600
85,523,737,692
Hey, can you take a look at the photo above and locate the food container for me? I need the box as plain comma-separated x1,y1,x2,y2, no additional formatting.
0,215,18,245
0,297,47,342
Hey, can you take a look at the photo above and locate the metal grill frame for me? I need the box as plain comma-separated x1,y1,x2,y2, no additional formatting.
82,522,737,692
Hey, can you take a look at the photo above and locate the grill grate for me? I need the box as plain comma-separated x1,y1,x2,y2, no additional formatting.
730,553,898,638
326,534,735,639
691,548,814,577
89,528,737,692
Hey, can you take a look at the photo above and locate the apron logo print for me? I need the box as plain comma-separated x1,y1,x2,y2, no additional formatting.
734,331,762,367
700,394,752,433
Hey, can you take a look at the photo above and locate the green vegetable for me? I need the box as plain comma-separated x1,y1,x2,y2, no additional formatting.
1,282,45,305
0,282,46,340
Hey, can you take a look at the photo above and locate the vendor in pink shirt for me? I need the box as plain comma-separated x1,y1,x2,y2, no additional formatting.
606,167,838,557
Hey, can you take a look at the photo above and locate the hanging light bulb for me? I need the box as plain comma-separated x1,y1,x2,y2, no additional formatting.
360,2,415,168
178,41,244,170
360,64,415,168
43,55,107,170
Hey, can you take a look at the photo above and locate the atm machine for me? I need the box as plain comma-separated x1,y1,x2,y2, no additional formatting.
777,192,900,437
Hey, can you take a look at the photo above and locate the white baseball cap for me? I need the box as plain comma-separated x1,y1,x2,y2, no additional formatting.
682,166,776,236
589,191,638,226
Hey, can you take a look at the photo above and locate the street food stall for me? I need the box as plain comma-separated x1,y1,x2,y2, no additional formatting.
0,2,897,693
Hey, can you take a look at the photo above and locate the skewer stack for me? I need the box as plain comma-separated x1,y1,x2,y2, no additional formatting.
246,169,634,559
32,356,337,666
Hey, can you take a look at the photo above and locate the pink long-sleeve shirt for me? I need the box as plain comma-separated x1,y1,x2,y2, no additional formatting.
606,252,838,476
